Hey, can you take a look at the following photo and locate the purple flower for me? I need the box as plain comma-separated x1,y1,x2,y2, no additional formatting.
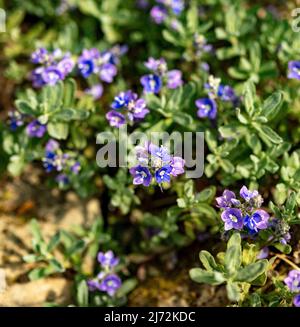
155,165,172,183
130,165,152,186
106,111,126,128
216,190,236,208
111,91,133,109
85,84,103,100
8,111,24,131
128,98,149,120
144,57,167,74
221,208,244,231
141,74,162,94
240,185,259,202
170,156,185,176
97,250,119,269
149,144,171,164
195,98,217,119
87,279,101,292
55,173,69,185
41,66,63,85
71,162,81,174
45,139,59,152
257,247,269,259
288,61,300,80
99,63,117,83
244,209,270,233
218,84,236,102
99,274,122,297
78,59,94,78
26,120,47,138
31,48,49,64
280,232,291,245
169,0,185,15
57,56,75,77
31,67,46,88
293,294,300,307
166,70,183,89
150,6,167,24
284,270,300,293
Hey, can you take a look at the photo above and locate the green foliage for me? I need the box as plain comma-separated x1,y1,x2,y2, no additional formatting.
190,233,269,302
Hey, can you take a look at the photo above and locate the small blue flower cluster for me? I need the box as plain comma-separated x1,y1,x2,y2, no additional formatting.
195,75,238,120
106,90,149,128
87,251,122,297
150,0,185,30
288,61,300,80
78,45,127,100
30,45,127,99
284,270,300,307
30,48,75,87
141,57,183,94
129,142,185,187
8,111,25,131
43,139,80,186
8,110,48,139
216,186,269,233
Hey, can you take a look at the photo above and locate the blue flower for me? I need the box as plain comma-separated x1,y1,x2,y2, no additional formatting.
244,209,270,233
217,84,237,102
293,294,300,307
99,274,122,297
41,66,64,85
155,165,172,183
195,98,217,119
111,91,133,109
221,208,244,231
284,270,300,293
129,165,152,186
140,74,162,93
97,250,119,269
239,185,259,202
78,59,94,78
288,61,300,80
26,120,47,138
216,190,236,208
106,111,126,128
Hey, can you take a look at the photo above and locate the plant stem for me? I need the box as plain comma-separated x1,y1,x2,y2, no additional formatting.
275,253,300,271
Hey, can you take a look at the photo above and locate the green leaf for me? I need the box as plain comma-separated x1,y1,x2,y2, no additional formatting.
286,191,296,211
258,125,283,144
274,243,292,254
30,219,43,243
199,251,218,271
187,0,198,33
225,233,242,275
15,100,36,115
28,267,49,281
243,80,256,117
115,278,138,298
66,239,85,257
77,280,89,307
47,122,69,140
226,282,240,302
49,258,65,273
189,268,225,285
172,112,194,128
261,91,283,121
47,231,61,252
196,186,216,203
234,260,268,282
63,79,76,107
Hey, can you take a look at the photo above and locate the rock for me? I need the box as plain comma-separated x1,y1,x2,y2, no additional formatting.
0,278,73,307
0,269,6,293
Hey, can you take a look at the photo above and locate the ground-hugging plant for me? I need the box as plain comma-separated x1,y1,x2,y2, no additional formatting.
1,0,300,307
